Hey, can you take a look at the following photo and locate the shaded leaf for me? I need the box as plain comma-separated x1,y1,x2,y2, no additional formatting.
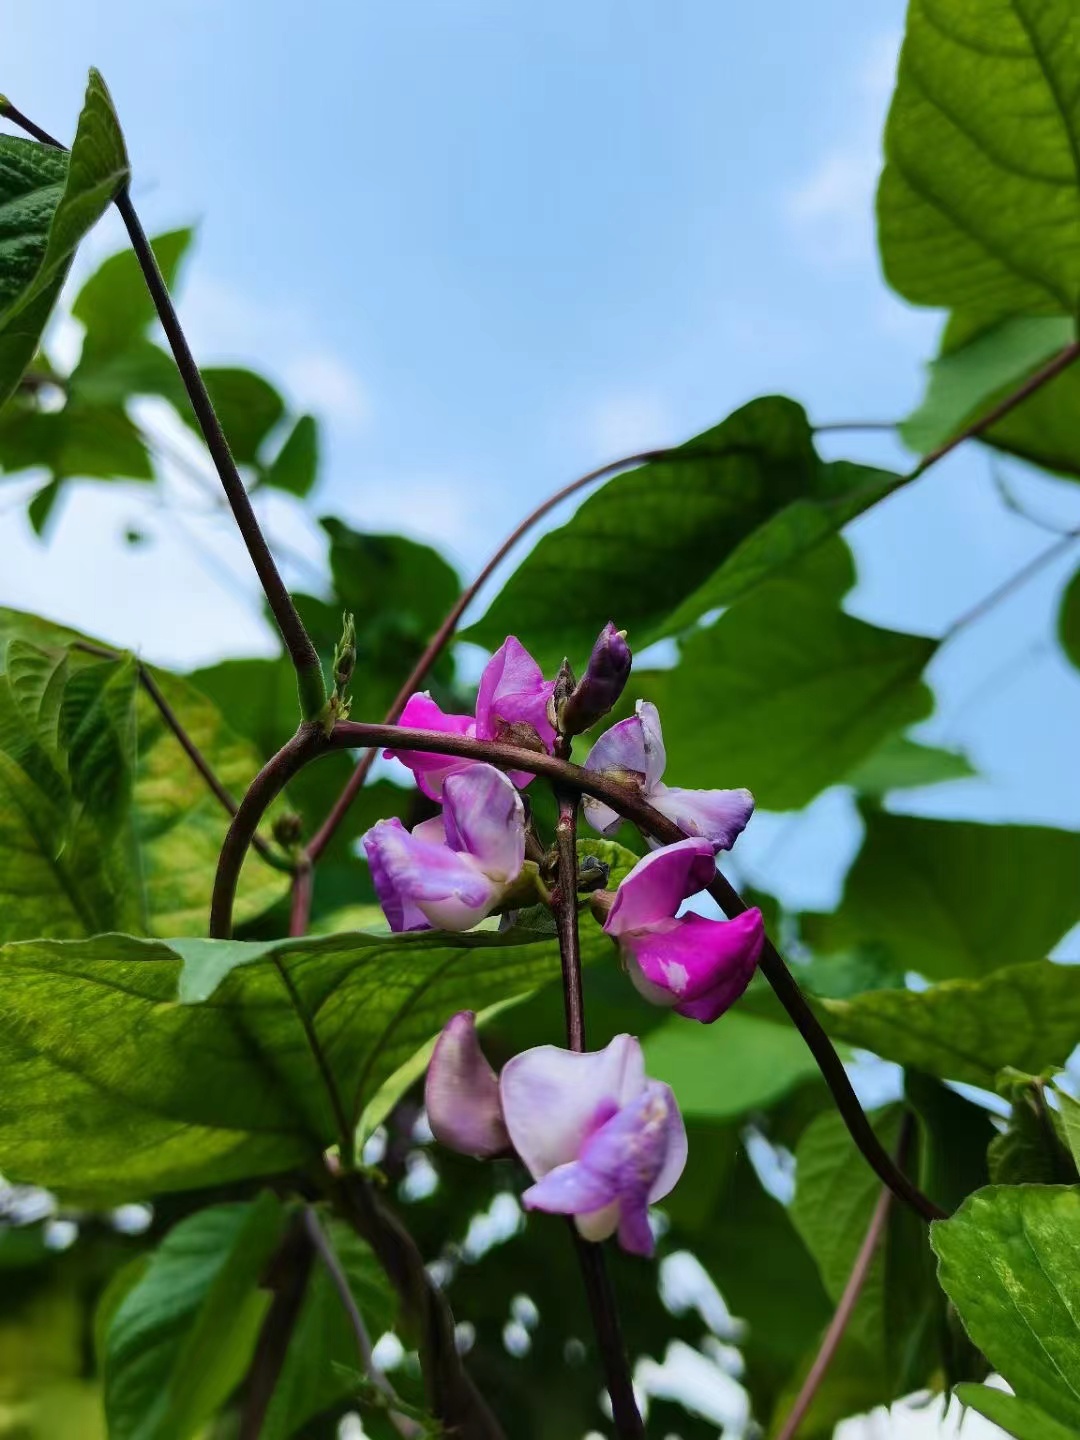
72,227,192,362
804,811,1080,979
844,733,975,796
176,367,284,466
103,1195,286,1440
261,413,318,497
988,1071,1077,1186
955,1384,1077,1440
1059,565,1080,671
816,960,1080,1088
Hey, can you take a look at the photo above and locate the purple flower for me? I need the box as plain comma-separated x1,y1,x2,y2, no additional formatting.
582,700,754,851
362,763,525,932
425,1011,510,1158
500,1034,686,1257
559,622,633,736
386,636,556,799
603,838,764,1023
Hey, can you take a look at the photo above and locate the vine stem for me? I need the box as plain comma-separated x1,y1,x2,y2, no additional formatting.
304,445,684,867
552,785,646,1439
209,720,945,1224
774,1114,914,1440
0,99,327,722
240,1213,316,1440
301,1207,423,1439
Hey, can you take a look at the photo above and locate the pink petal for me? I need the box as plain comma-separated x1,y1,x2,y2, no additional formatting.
425,1012,510,1159
384,693,476,800
623,910,764,1024
650,784,755,852
475,637,556,749
499,1035,645,1180
582,700,666,834
361,816,499,932
521,1158,619,1217
361,818,431,932
602,838,717,937
442,764,525,884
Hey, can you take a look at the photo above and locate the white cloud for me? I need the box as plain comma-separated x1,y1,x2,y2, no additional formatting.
785,33,901,266
584,391,677,456
281,350,371,431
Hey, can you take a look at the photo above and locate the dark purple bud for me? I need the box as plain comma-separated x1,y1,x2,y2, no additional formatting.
425,1012,510,1159
559,623,632,736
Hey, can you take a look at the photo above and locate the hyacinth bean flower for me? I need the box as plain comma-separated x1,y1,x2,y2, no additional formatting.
558,621,633,736
603,837,764,1023
583,699,754,851
425,1017,686,1257
362,763,525,932
385,636,555,799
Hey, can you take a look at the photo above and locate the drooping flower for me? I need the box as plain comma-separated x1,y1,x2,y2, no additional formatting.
362,763,525,932
582,699,754,850
386,636,555,799
602,838,764,1023
557,622,633,737
500,1034,686,1257
425,1011,510,1158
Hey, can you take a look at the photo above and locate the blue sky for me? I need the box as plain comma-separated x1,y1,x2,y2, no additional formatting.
3,0,1080,917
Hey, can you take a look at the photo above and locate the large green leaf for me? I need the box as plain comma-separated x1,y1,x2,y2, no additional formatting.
626,541,936,810
932,1187,1080,1430
0,71,129,404
815,961,1080,1088
1059,564,1080,671
804,812,1080,979
103,1195,286,1440
0,924,600,1198
956,1385,1077,1440
878,0,1080,319
465,397,899,666
261,1214,397,1440
0,609,288,940
71,227,192,363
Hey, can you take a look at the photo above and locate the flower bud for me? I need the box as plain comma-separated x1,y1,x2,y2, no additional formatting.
425,1012,510,1159
559,623,632,736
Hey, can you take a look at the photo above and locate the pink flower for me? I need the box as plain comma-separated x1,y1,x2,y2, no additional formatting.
425,1019,686,1257
362,763,525,932
386,636,556,799
583,700,754,851
603,838,764,1023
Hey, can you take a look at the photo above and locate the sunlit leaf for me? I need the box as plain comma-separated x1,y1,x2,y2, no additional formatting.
72,227,193,362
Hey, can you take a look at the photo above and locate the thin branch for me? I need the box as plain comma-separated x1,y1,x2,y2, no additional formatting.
289,861,314,937
240,1213,316,1440
301,1207,423,1439
813,421,898,435
774,1114,914,1440
210,719,946,1224
573,1231,646,1440
334,1171,507,1440
71,641,290,872
941,525,1080,643
553,790,587,1050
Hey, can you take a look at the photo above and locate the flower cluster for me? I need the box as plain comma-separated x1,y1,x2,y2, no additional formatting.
362,627,765,1255
425,1016,685,1258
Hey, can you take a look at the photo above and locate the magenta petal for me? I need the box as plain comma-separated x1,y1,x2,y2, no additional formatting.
651,783,755,852
499,1035,645,1179
361,819,430,932
384,693,476,799
603,838,717,937
361,816,499,932
521,1159,618,1216
617,1198,655,1257
624,910,765,1024
475,637,556,748
442,764,525,883
425,1012,510,1159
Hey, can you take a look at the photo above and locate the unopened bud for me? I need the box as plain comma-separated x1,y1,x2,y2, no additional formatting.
559,623,631,736
577,855,611,893
333,612,356,691
272,812,304,849
425,1012,510,1160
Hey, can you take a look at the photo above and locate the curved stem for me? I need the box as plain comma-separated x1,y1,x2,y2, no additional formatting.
304,445,698,867
941,525,1080,643
774,1114,914,1440
211,718,944,1223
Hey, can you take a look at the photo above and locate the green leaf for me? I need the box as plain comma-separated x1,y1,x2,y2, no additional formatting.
262,1215,397,1440
878,0,1080,318
177,367,284,466
0,924,599,1198
465,397,899,665
641,1010,821,1120
1054,1088,1080,1172
987,1071,1076,1186
0,610,288,940
103,1194,286,1440
815,960,1080,1088
900,315,1074,458
906,1071,993,1217
626,541,936,810
0,71,130,404
804,812,1080,979
1059,565,1080,671
955,1384,1078,1440
72,227,192,362
844,733,975,796
261,413,318,497
932,1187,1080,1430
